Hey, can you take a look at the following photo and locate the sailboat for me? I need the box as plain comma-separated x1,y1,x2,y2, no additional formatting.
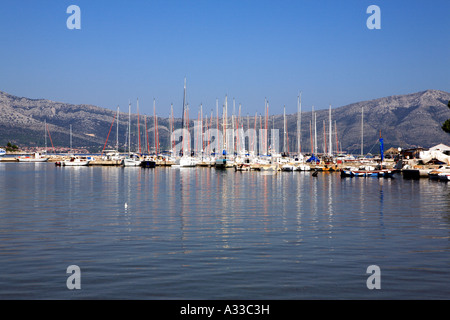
62,124,91,166
215,95,229,169
18,121,49,162
123,152,143,166
123,101,143,167
174,78,197,168
340,132,394,178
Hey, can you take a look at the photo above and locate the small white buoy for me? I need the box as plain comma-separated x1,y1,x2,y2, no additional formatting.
124,202,128,209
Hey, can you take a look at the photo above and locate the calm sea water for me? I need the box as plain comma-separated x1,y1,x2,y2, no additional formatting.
0,162,449,300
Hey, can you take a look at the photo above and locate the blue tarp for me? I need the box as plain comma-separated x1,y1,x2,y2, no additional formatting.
306,154,320,163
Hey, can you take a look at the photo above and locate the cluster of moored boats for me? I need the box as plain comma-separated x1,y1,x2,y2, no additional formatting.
53,151,157,167
402,165,450,182
3,149,450,183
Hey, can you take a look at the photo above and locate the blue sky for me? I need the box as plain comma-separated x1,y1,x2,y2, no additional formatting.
0,0,449,117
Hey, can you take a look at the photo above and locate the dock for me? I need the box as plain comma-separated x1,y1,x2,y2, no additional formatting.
0,157,19,162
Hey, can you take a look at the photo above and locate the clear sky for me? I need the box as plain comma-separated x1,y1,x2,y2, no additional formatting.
0,0,449,117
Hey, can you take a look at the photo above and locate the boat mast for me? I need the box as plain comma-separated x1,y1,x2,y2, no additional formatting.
272,115,275,154
154,99,157,155
315,110,317,155
264,98,266,155
313,106,317,154
232,97,235,155
128,101,131,155
238,103,242,154
283,105,286,154
361,107,364,157
137,98,141,154
297,92,302,155
44,119,47,152
145,114,149,154
335,120,339,154
170,103,174,153
182,78,186,156
223,95,228,155
329,104,332,156
186,103,190,155
265,100,269,155
201,104,204,154
253,112,257,155
116,106,119,152
247,112,250,154
70,124,72,154
260,114,262,155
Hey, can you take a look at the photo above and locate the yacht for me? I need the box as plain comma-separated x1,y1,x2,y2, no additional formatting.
0,148,6,157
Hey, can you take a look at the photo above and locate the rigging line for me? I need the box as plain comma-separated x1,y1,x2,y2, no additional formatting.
102,112,117,155
46,124,56,154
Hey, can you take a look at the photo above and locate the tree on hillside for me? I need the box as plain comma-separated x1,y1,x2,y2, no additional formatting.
442,100,450,133
5,142,19,152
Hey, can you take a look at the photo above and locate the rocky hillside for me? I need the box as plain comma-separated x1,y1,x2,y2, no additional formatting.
292,89,450,154
0,91,177,152
1,89,449,153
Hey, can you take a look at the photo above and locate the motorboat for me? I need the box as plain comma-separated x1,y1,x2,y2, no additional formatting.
214,157,227,169
62,156,91,166
17,152,49,162
235,163,251,171
176,156,197,167
281,164,294,172
140,156,156,168
438,172,450,182
294,164,311,171
429,166,450,180
340,165,394,178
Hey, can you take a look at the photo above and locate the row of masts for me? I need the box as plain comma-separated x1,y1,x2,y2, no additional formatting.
46,78,366,158
150,78,349,157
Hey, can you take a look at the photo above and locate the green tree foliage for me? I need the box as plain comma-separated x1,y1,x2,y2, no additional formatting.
443,119,450,133
5,142,19,152
443,100,450,133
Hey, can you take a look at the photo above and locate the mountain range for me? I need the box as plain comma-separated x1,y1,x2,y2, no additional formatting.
1,89,449,154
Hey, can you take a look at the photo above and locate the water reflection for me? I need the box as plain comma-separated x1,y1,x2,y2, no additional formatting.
1,164,450,299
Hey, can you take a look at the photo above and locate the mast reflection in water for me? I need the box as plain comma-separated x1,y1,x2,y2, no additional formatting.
0,164,449,299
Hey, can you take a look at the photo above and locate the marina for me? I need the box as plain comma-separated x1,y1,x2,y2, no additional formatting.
2,92,448,299
0,1,449,303
2,145,450,183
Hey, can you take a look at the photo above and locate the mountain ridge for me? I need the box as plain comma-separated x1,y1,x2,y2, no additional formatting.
1,89,449,153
